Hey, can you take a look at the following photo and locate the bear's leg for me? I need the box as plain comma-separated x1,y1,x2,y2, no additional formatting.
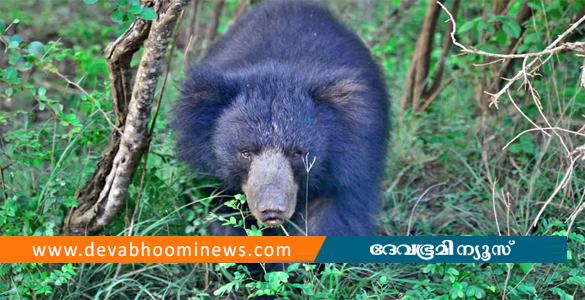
209,219,247,236
292,197,376,236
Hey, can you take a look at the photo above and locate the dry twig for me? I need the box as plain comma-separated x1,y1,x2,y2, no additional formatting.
436,1,585,236
437,1,585,107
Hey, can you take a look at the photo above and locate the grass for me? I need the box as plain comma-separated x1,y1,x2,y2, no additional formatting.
1,0,584,299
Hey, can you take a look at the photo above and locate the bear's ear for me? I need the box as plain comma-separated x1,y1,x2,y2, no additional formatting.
180,66,239,105
310,79,366,106
171,66,239,174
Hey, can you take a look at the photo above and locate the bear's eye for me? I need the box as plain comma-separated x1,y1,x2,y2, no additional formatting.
241,150,251,159
291,152,302,159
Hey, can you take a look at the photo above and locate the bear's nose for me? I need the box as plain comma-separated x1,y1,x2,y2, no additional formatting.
258,205,287,218
257,198,288,227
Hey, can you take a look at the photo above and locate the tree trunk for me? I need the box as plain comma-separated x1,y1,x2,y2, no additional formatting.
228,0,252,29
420,0,461,111
205,0,225,45
63,0,189,236
400,0,445,110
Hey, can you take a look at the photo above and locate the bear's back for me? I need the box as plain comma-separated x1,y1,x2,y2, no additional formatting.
202,0,375,74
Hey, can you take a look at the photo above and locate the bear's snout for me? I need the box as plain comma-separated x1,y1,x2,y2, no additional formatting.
242,149,298,227
256,190,289,227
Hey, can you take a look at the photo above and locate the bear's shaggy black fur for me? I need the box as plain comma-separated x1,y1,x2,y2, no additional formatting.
172,0,389,236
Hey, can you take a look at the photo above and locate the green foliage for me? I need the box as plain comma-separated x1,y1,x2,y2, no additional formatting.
0,263,76,296
1,0,584,299
413,260,583,299
0,34,86,134
506,134,534,155
84,0,156,22
211,261,367,299
0,1,127,295
208,194,267,236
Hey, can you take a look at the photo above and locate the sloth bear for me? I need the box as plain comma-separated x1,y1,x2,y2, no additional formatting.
172,0,389,236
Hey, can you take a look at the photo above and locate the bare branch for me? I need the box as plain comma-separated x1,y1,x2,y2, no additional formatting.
528,154,581,235
503,127,585,151
425,0,460,100
64,0,190,235
437,1,585,237
437,1,585,106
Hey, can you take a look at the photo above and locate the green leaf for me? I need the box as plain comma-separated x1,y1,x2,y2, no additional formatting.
495,30,507,45
519,134,534,154
466,286,484,298
458,20,476,33
42,62,59,73
488,15,509,23
477,21,489,32
447,267,460,276
53,103,64,113
507,143,521,154
518,263,532,274
8,49,21,65
128,4,143,14
213,280,236,296
84,0,98,3
291,283,313,296
567,276,585,286
10,35,23,44
5,88,13,97
126,13,136,22
458,16,481,33
569,268,581,276
116,0,128,6
38,88,46,96
287,263,299,273
64,113,77,121
475,287,486,298
4,67,18,79
110,8,126,22
28,41,45,58
503,21,521,39
139,7,156,20
422,264,435,273
517,284,537,295
16,57,32,71
0,19,5,35
550,287,574,300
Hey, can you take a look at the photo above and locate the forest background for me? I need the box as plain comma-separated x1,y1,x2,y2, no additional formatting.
0,0,584,299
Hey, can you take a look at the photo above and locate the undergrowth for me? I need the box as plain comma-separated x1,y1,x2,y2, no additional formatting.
0,0,583,299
